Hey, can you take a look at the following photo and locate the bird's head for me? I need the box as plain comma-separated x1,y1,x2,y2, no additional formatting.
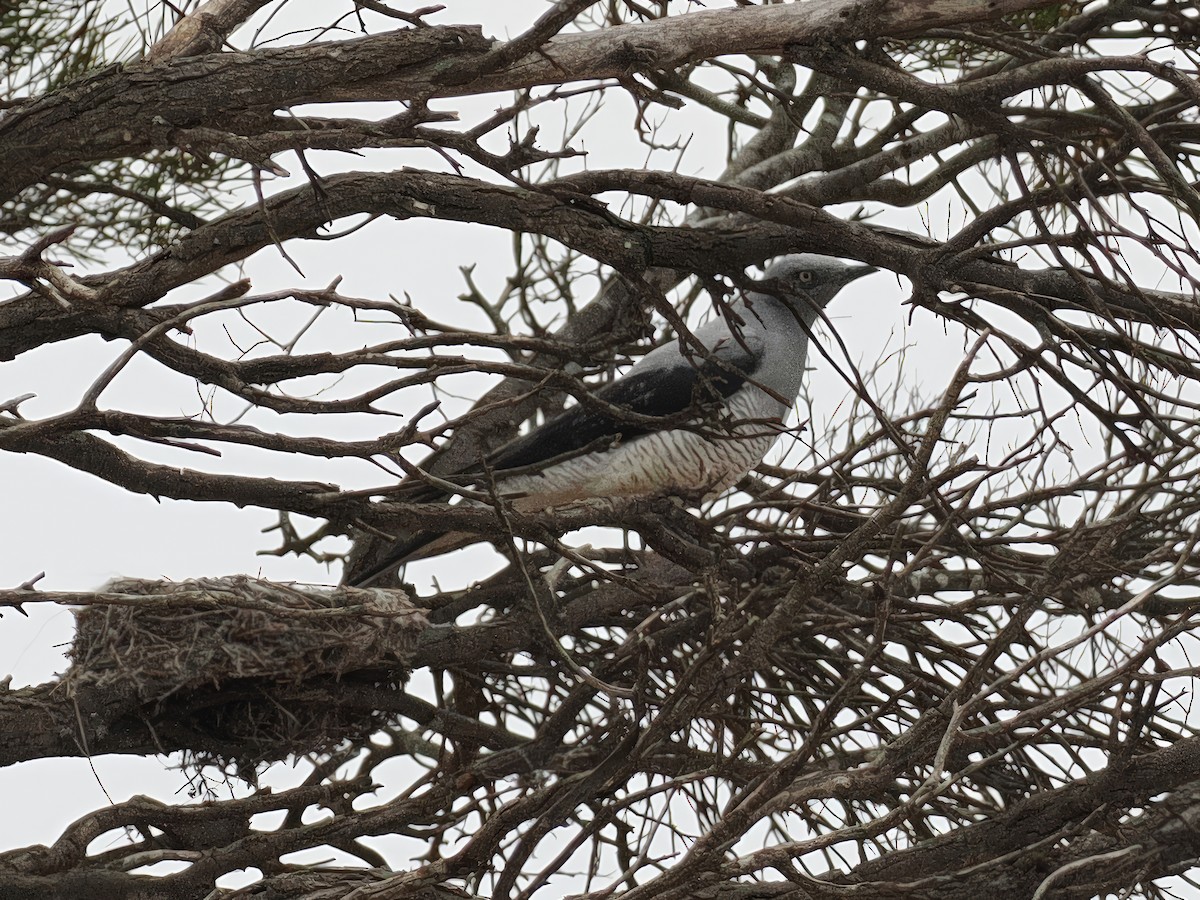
756,253,877,324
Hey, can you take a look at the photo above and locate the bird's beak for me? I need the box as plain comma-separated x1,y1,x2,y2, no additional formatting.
844,264,878,283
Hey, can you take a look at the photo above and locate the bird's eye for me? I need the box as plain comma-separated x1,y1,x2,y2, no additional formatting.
798,271,813,283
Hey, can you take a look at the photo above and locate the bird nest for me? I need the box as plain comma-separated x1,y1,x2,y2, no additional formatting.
65,576,426,770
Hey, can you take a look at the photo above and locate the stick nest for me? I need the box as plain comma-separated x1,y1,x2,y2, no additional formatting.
65,576,426,769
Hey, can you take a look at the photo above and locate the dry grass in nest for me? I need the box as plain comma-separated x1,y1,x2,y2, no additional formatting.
64,576,426,769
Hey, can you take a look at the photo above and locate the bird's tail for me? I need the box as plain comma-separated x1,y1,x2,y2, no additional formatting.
344,529,483,588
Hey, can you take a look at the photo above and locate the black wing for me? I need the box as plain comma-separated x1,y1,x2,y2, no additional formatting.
346,342,761,585
488,341,761,473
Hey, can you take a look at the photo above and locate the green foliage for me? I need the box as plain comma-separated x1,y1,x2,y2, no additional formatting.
0,1,249,259
0,0,115,98
7,153,251,261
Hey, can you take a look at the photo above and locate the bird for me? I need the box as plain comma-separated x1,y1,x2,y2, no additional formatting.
345,254,877,587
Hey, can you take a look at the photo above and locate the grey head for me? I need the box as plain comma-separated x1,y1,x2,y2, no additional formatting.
752,253,877,327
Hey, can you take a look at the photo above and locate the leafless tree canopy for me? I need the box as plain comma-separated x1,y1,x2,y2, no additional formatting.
2,0,1200,897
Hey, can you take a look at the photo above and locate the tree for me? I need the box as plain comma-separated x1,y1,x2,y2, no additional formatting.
1,0,1199,896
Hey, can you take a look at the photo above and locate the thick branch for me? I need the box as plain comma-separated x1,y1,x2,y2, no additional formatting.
5,167,1192,366
831,741,1200,895
0,0,1061,203
144,0,277,62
